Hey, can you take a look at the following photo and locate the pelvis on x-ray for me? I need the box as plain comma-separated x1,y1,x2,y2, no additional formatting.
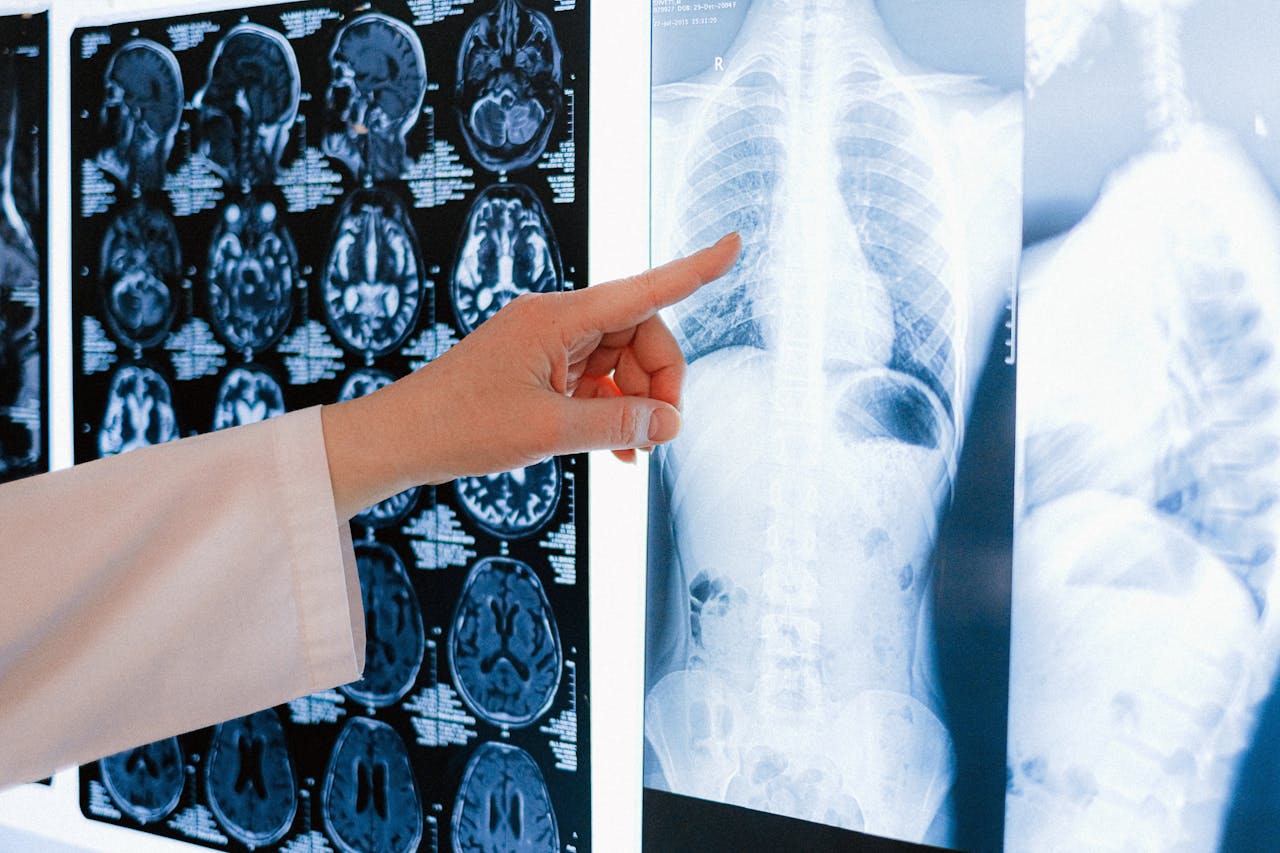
207,196,297,354
324,13,426,182
194,23,299,187
322,188,424,356
455,0,562,173
97,39,182,190
99,201,181,350
644,0,1020,844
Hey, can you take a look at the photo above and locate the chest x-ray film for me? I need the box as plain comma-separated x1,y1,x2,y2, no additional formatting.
644,1,1022,849
70,3,591,851
1008,1,1280,850
0,13,47,485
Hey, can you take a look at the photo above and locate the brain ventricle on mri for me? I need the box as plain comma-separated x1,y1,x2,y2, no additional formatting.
72,4,588,851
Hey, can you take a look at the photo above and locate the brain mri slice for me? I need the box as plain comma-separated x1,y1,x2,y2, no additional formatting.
455,457,560,538
98,364,179,457
212,365,285,430
451,183,561,334
449,556,562,728
452,742,559,853
455,0,563,172
337,370,420,525
97,39,182,189
99,737,185,824
205,709,297,848
322,188,424,356
340,542,425,708
324,13,427,181
322,717,422,853
194,24,299,186
99,202,181,349
207,197,297,354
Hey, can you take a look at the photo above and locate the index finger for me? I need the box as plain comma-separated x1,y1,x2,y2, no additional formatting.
570,232,741,333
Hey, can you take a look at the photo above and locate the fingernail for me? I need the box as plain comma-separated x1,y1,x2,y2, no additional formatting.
648,406,681,443
715,231,740,248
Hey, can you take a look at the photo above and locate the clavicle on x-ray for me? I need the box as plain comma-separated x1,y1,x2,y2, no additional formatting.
1008,0,1280,849
645,0,1020,844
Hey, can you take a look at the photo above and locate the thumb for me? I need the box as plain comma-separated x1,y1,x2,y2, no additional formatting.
551,395,683,454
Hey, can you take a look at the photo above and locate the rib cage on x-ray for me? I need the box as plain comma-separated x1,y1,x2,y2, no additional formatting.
645,0,1019,844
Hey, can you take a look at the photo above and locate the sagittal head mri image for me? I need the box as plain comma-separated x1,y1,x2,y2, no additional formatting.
212,365,285,430
1008,1,1280,850
207,196,297,354
644,0,1022,846
99,738,185,825
324,13,426,182
97,39,182,190
322,187,423,356
450,556,562,728
322,717,422,853
98,363,179,457
337,369,420,525
99,201,180,350
455,0,563,173
451,183,561,334
451,741,560,853
341,542,425,708
194,23,299,187
456,457,560,538
205,709,297,848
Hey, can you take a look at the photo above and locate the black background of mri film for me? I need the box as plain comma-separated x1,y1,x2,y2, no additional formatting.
0,13,48,486
70,2,590,851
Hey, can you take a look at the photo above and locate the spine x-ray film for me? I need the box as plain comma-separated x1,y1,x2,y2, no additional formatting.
643,1,1021,850
70,3,590,851
0,12,47,485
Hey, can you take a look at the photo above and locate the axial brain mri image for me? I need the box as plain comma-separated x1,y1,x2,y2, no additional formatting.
452,742,559,853
98,364,179,457
212,365,285,430
337,369,420,525
207,197,297,353
456,457,560,538
340,543,425,708
205,710,297,848
322,717,422,853
322,188,424,355
97,39,182,190
455,0,562,173
99,202,181,349
451,183,561,334
194,24,299,186
324,13,426,181
99,738,185,825
450,556,562,727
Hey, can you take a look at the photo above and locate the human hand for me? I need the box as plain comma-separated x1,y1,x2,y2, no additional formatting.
322,232,741,519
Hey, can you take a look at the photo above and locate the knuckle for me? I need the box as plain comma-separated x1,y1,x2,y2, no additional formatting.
616,403,642,447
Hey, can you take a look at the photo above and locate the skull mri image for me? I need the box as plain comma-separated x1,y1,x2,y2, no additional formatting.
322,187,424,356
98,364,179,457
450,183,561,334
205,710,297,849
644,0,1021,845
322,717,423,853
97,39,182,190
98,738,186,825
340,543,425,709
212,365,286,430
194,24,299,187
207,197,297,354
324,13,426,182
456,457,561,539
449,556,562,728
451,741,560,853
99,201,181,349
337,369,420,526
455,0,563,173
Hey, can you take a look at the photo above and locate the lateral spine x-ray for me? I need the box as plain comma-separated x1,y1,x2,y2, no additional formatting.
73,2,590,851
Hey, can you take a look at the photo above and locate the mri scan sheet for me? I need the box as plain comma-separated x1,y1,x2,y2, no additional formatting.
72,3,590,851
644,1,1022,850
1008,1,1280,850
0,14,47,484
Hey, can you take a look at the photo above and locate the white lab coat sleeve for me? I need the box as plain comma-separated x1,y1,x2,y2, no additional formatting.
0,406,364,786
